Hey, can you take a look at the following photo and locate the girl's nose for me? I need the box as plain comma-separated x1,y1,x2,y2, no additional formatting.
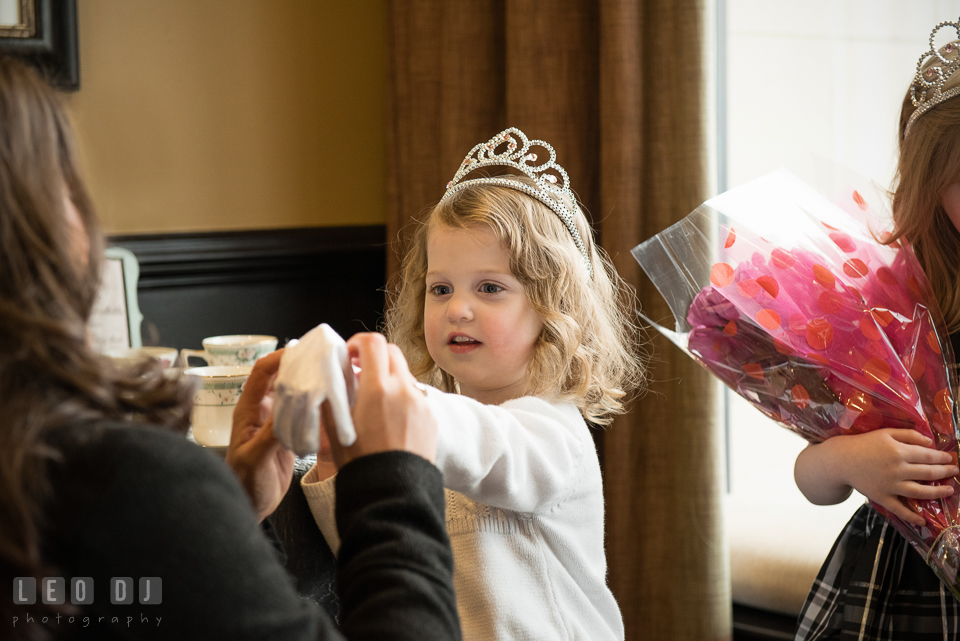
447,292,473,322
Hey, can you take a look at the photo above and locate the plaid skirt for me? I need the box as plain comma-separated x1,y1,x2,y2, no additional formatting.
796,504,960,640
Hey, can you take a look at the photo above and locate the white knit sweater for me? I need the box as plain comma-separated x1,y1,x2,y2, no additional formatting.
301,389,624,641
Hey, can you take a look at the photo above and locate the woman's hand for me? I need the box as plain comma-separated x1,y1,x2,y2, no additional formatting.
321,333,437,468
226,349,296,522
794,428,958,527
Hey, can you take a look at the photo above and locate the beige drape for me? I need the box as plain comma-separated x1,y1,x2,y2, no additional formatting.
387,2,730,638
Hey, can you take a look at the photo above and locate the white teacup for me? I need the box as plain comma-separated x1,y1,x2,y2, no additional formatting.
109,346,180,369
185,365,251,447
180,335,277,368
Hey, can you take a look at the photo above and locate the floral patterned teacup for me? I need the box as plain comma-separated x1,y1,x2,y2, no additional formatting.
184,365,252,447
180,335,277,368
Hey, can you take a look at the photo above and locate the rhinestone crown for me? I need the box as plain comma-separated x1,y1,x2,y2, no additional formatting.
906,19,960,136
441,127,593,278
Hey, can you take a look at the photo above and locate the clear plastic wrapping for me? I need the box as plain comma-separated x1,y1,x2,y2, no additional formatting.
633,168,960,599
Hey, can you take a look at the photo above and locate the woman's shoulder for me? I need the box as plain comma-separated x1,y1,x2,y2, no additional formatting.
41,421,261,567
39,422,322,639
43,421,241,500
48,420,210,462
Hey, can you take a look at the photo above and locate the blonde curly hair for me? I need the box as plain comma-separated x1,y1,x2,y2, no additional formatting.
384,175,645,425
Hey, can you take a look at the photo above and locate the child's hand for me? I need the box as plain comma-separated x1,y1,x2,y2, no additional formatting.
841,429,957,526
795,428,958,527
311,405,339,483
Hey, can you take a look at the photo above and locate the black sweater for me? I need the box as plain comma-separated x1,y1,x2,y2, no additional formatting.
32,422,460,640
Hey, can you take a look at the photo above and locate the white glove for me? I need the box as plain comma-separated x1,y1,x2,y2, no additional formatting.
272,324,357,456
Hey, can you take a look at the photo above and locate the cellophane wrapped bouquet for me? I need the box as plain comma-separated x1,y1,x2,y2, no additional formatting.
633,168,960,600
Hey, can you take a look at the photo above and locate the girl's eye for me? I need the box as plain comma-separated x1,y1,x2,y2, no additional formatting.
480,283,503,294
430,284,451,296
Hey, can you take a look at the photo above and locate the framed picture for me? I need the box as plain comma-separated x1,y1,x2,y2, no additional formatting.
89,248,144,356
0,0,77,90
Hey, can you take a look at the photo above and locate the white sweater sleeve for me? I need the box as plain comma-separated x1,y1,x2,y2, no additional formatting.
425,389,586,514
300,465,341,556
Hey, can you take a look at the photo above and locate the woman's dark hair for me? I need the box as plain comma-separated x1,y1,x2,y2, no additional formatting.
0,57,193,636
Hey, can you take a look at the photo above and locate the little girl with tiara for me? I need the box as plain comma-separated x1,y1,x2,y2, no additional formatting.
302,127,643,640
794,18,960,641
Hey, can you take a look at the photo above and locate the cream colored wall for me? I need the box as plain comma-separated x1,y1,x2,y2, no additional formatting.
66,0,386,234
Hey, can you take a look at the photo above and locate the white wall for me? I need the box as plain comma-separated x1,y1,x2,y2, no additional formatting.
727,0,960,193
725,0,960,503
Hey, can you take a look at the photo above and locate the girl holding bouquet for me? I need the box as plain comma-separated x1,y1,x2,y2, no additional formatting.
795,23,960,641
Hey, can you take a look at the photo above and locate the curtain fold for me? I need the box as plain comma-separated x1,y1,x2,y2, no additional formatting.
387,2,730,637
599,2,731,639
386,0,506,276
504,1,600,214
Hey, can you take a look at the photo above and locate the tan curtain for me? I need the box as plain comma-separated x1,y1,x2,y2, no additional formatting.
387,1,730,638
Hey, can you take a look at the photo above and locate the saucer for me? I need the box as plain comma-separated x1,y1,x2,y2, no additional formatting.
186,428,229,458
203,445,229,459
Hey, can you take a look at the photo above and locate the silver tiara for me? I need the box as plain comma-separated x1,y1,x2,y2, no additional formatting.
905,19,960,136
441,127,593,278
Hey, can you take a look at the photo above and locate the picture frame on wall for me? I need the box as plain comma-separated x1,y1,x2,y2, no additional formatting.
0,0,77,90
89,247,144,355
